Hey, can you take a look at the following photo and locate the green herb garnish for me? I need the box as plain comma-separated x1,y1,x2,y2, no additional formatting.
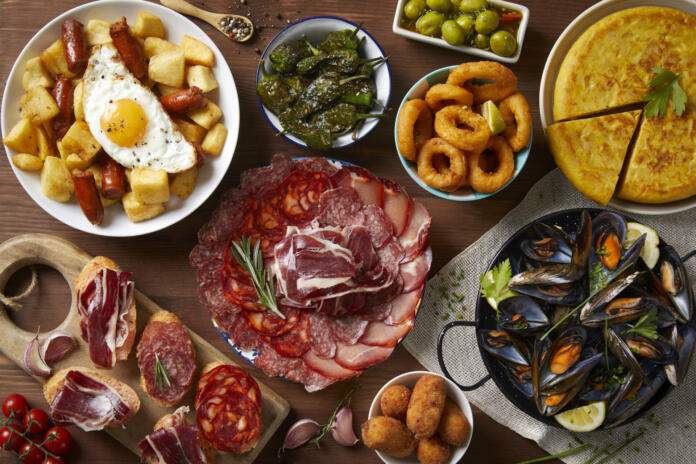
643,67,687,118
155,354,172,392
515,444,592,464
479,258,516,311
622,308,658,340
229,236,284,319
308,384,360,447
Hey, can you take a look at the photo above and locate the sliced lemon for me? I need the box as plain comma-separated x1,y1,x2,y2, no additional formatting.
555,401,606,432
481,100,506,135
624,222,660,269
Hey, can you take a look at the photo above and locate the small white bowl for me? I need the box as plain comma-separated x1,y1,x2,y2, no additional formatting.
392,0,529,64
256,16,391,149
368,371,474,464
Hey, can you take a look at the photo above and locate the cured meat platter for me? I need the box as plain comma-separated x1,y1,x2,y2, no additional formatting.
0,233,290,463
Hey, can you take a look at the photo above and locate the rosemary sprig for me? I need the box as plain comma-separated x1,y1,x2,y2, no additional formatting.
230,236,284,319
308,384,361,447
155,354,172,392
515,443,592,464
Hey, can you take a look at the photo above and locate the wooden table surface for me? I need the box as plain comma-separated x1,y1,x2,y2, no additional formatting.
0,0,599,462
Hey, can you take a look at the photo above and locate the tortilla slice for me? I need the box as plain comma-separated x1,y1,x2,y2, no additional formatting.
616,110,696,203
546,110,641,206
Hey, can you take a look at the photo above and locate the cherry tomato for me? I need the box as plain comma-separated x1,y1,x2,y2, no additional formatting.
22,409,50,435
18,440,45,464
43,427,72,455
43,457,66,464
0,423,24,451
3,394,29,420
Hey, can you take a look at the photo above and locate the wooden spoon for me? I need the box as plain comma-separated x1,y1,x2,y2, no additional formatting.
159,0,254,42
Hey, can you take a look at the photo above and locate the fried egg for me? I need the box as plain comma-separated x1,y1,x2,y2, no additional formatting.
82,45,196,173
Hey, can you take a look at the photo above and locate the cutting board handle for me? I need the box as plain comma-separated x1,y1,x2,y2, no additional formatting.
0,234,91,368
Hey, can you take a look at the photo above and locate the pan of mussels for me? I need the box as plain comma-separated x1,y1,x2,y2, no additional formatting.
437,208,696,430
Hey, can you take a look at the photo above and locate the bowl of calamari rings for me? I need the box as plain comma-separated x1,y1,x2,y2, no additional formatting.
256,16,391,150
395,61,531,201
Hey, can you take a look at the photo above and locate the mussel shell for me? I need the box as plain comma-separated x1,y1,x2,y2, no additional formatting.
625,334,676,365
504,363,535,399
665,323,696,386
520,223,573,264
498,296,551,335
607,327,647,381
509,264,585,287
479,329,530,367
605,366,666,428
579,367,623,403
588,230,645,294
579,272,641,325
541,348,602,395
654,245,693,322
572,210,592,267
532,337,552,415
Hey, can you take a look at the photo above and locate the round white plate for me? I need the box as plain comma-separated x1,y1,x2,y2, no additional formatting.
1,0,240,236
538,0,696,215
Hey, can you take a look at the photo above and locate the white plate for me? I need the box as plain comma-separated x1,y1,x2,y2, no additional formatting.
1,0,240,236
392,0,529,64
256,16,391,149
368,371,474,464
539,0,696,215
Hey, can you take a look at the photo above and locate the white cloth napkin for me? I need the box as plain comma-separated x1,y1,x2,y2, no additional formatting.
403,169,696,464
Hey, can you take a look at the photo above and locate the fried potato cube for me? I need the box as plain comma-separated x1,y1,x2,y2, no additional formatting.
122,191,165,222
187,99,222,130
40,39,76,79
133,11,165,38
186,65,218,93
56,140,69,159
61,121,101,162
170,166,198,200
416,436,450,464
86,164,118,207
3,117,39,155
174,118,207,143
74,80,85,121
41,156,74,202
201,123,227,156
21,87,60,125
144,37,180,58
130,168,170,204
148,49,185,88
85,19,112,46
36,125,56,160
361,416,417,458
380,385,412,422
157,83,181,97
22,57,53,91
12,153,44,171
181,35,214,67
65,153,92,171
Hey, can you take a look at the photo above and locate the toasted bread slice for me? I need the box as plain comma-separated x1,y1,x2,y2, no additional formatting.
146,408,216,464
44,367,140,428
75,256,136,367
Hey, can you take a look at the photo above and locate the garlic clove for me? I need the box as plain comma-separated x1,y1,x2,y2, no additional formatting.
40,330,75,364
282,418,321,450
24,330,51,376
331,406,359,446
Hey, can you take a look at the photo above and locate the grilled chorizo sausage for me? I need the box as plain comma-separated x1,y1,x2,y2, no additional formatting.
62,19,88,74
100,156,126,199
109,17,147,80
51,77,75,139
159,87,206,114
73,171,104,225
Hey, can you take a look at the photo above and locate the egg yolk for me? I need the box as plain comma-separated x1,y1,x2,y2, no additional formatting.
100,99,148,147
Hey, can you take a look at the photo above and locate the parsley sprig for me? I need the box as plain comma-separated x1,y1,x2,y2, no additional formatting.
622,307,659,340
643,67,687,118
479,259,516,311
155,354,172,392
230,236,284,319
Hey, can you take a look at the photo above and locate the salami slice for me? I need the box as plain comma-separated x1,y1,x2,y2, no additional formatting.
363,204,394,249
195,364,261,410
306,311,337,359
196,391,261,454
330,314,369,344
317,186,365,228
137,317,196,406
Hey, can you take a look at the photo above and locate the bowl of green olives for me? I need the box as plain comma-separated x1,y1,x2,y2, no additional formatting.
256,16,391,150
392,0,529,63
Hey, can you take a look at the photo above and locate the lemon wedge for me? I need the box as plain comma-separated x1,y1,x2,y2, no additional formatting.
555,401,606,432
481,100,506,135
624,222,660,269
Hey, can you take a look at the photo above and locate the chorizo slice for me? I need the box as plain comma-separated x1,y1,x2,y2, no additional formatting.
62,19,88,74
109,17,147,80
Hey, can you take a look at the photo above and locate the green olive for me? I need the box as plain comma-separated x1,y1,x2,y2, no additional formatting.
459,0,487,13
404,0,426,20
426,0,452,13
490,30,517,56
475,9,499,34
416,11,445,36
455,15,475,36
441,20,467,45
472,33,490,49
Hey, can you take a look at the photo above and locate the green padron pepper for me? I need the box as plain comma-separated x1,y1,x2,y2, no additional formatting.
256,74,295,114
318,24,362,52
268,40,312,74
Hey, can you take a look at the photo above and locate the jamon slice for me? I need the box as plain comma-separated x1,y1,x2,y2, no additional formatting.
382,180,412,236
359,317,415,347
303,349,359,380
334,342,394,370
138,406,206,464
333,167,385,207
400,247,432,293
385,286,423,326
398,200,431,263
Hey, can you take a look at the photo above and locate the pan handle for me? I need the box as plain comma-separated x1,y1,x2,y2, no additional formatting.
681,250,696,263
437,320,491,391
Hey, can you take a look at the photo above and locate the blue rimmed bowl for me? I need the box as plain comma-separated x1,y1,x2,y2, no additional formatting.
395,65,532,201
256,16,392,150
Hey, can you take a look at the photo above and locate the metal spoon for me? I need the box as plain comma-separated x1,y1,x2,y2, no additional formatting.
159,0,254,42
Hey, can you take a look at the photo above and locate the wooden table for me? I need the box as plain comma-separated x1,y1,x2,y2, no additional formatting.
0,0,598,462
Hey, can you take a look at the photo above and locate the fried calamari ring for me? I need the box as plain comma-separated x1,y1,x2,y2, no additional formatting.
434,105,490,152
468,136,514,194
417,138,467,192
499,92,531,151
425,84,474,112
397,99,433,162
446,61,517,104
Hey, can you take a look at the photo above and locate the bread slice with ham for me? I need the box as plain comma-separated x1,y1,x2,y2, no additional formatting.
44,367,140,431
139,406,215,464
75,256,136,369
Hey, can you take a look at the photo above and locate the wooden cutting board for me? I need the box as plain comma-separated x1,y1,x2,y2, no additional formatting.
0,233,290,463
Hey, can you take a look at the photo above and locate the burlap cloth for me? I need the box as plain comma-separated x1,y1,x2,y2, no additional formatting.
403,169,696,464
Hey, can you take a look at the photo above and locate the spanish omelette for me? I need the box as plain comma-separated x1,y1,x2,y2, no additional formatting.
547,110,640,206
